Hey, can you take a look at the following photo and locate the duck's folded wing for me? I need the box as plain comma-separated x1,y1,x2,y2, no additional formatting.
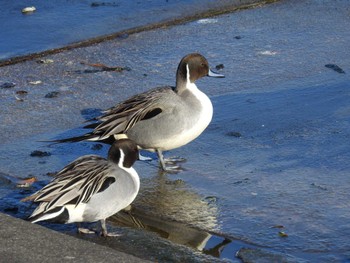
91,86,174,138
55,155,106,178
22,156,114,214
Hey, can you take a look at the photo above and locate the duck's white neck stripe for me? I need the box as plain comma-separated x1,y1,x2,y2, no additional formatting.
186,64,191,84
118,149,125,167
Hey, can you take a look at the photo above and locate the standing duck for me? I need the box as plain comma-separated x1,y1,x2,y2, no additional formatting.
53,53,224,171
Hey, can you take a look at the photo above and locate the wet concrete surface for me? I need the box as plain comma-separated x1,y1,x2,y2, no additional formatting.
1,0,350,262
0,0,272,63
0,212,150,263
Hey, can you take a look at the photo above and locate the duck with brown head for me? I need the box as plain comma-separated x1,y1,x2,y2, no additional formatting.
51,53,224,172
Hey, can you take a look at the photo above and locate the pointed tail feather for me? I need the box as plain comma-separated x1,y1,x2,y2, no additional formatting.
38,133,102,145
21,195,37,202
39,132,117,145
29,206,69,224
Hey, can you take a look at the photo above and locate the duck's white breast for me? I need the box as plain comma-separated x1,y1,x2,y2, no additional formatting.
160,83,213,150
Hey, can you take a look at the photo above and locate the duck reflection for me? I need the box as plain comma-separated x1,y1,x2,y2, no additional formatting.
108,172,231,258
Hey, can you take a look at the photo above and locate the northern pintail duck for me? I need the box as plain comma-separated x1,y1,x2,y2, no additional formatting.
54,53,224,171
22,139,139,237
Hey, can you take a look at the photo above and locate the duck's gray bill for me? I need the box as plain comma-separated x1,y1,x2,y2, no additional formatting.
208,68,225,78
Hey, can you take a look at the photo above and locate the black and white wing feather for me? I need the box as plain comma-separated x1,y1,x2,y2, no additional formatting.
22,155,115,218
89,86,173,139
52,86,174,143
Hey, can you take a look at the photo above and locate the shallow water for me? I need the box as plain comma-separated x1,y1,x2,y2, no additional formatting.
0,0,251,60
1,0,184,59
1,0,350,262
190,83,350,261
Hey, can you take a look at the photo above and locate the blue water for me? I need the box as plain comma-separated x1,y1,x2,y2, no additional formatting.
0,0,222,60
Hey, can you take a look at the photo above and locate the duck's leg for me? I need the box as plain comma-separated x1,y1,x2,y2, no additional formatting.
138,152,153,161
77,223,95,235
139,149,185,167
164,156,186,164
156,149,167,170
156,149,184,173
100,219,121,237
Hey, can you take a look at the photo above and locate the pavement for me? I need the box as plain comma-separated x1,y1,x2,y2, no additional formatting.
0,213,150,263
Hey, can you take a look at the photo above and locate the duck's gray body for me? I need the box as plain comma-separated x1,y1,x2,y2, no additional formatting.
108,83,213,152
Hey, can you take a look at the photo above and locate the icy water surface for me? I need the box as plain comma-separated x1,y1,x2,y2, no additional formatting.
1,0,350,262
189,83,350,261
2,82,350,262
0,0,254,60
1,0,190,59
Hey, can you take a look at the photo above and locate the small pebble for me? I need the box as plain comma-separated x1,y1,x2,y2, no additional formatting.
197,18,218,24
278,231,288,237
36,59,54,64
91,2,119,7
311,183,328,191
17,182,31,188
15,90,28,102
16,90,28,95
22,6,36,14
258,50,277,56
16,176,37,188
123,66,132,71
232,178,249,185
325,64,345,74
204,196,217,204
91,2,102,7
215,64,225,70
45,91,60,98
226,131,242,137
1,82,16,89
30,150,51,157
91,144,103,151
29,80,42,85
271,225,284,229
117,33,129,40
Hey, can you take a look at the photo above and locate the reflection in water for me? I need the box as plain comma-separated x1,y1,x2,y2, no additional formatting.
108,171,231,259
133,171,219,230
203,236,232,258
109,207,231,259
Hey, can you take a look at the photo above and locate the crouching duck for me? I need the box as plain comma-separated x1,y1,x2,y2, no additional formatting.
22,139,140,237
